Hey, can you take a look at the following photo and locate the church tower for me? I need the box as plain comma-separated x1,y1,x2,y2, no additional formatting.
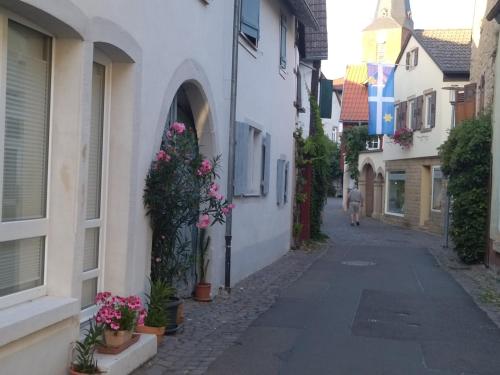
362,0,413,64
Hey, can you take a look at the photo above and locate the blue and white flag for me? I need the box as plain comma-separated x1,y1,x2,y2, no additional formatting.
368,63,396,135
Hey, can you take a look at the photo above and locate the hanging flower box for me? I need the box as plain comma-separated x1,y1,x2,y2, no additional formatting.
391,128,413,149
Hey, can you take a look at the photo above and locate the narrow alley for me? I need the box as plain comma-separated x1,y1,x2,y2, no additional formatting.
205,198,500,375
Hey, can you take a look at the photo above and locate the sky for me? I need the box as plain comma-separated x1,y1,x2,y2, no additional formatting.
322,0,477,79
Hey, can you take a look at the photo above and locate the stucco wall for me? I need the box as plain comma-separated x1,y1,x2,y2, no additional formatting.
0,0,298,373
471,0,500,112
383,36,462,161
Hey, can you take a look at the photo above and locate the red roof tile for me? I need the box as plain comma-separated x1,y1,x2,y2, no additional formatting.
339,64,369,122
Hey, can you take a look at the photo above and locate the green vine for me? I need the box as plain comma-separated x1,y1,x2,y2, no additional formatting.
305,96,337,240
439,113,492,264
342,126,369,182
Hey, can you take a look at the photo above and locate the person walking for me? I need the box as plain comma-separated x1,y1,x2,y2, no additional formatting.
347,185,363,226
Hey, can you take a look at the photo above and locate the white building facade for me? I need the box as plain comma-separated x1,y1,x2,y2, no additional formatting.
0,0,319,373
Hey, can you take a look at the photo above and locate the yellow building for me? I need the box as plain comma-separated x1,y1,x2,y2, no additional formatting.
362,0,413,64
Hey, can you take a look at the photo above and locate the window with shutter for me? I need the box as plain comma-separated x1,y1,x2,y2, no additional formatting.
430,91,436,128
261,133,271,195
406,52,410,70
234,122,250,196
319,79,333,118
416,95,423,130
280,15,287,69
276,159,286,206
413,48,419,67
0,21,52,301
400,101,407,129
241,0,260,47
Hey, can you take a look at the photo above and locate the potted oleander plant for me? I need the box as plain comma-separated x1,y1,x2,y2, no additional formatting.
70,321,103,375
143,122,235,332
136,279,175,344
194,228,211,302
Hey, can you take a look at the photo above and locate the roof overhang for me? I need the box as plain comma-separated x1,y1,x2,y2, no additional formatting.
284,0,320,30
486,0,500,22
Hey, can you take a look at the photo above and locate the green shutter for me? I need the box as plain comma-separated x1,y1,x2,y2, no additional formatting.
241,0,260,42
319,79,333,118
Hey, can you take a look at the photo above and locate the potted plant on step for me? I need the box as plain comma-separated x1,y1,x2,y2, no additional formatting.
95,292,146,351
194,228,212,302
70,321,103,375
136,279,175,344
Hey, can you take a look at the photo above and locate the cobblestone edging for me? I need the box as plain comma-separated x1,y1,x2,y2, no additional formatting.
133,245,327,375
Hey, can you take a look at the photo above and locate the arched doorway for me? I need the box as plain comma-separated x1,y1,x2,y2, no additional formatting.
362,164,375,217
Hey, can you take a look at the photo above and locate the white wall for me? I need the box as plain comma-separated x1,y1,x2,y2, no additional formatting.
383,36,462,161
0,0,297,373
232,0,296,283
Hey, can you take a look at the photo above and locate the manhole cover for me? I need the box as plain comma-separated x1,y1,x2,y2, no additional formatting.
341,260,376,267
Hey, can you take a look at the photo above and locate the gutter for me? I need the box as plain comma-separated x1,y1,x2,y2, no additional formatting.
224,0,241,292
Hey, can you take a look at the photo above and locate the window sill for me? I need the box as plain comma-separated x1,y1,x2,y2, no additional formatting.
385,211,404,218
239,34,258,59
0,296,79,347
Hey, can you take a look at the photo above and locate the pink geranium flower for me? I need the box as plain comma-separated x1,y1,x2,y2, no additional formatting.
196,214,210,229
170,122,186,134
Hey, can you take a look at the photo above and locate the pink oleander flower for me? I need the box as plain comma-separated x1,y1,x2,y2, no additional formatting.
221,203,236,216
170,122,186,134
208,183,223,200
197,159,212,176
196,214,210,229
156,150,171,162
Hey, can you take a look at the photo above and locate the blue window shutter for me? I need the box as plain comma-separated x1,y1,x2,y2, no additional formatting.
241,0,260,42
261,133,271,195
280,15,287,69
276,159,285,206
234,122,249,196
319,79,333,118
284,161,290,204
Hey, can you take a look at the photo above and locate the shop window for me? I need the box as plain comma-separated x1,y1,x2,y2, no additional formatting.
386,171,405,215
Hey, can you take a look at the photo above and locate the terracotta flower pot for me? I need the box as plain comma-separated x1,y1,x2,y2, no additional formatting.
194,283,212,302
103,329,133,348
135,324,165,345
69,367,101,375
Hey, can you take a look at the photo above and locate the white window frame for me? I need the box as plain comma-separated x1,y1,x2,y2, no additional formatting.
424,93,433,129
80,50,111,322
366,136,381,151
431,166,443,213
385,171,405,217
408,98,416,129
394,104,399,131
246,126,263,196
0,15,54,310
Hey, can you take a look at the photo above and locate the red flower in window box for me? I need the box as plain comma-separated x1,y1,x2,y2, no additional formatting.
391,128,413,149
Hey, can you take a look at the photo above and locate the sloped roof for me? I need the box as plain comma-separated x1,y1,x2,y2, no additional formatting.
285,0,319,29
411,29,472,74
333,77,344,91
303,0,328,61
339,64,368,122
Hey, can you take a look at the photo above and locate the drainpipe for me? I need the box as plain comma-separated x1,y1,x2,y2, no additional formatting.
224,0,241,292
